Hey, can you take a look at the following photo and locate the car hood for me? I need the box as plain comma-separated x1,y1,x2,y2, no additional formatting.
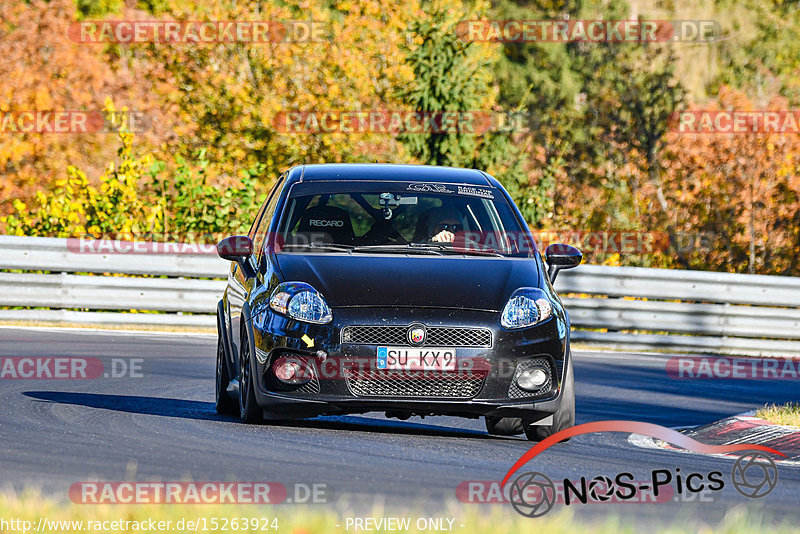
274,253,541,312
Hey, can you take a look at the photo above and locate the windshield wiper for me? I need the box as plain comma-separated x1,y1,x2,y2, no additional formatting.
351,243,503,257
281,242,503,256
350,244,443,255
414,243,504,257
279,242,354,252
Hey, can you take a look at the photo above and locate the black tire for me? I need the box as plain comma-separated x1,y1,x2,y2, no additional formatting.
238,328,264,424
215,333,237,414
485,416,524,436
524,354,575,442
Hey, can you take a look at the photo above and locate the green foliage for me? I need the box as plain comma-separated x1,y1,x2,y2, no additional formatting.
399,9,493,167
399,5,550,225
489,0,585,113
135,0,172,14
148,150,267,239
586,45,686,174
75,0,123,18
714,0,800,105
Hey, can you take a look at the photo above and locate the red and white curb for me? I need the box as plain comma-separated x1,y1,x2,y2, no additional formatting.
628,413,800,467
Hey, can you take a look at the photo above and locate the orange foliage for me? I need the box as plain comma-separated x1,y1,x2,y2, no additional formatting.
661,87,800,274
0,0,174,214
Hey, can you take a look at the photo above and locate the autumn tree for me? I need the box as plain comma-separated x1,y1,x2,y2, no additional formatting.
662,87,800,275
0,0,173,214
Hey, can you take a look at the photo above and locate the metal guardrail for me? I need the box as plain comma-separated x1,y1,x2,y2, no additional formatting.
557,265,800,357
0,235,226,327
0,272,224,313
0,235,227,277
556,264,800,307
0,235,798,356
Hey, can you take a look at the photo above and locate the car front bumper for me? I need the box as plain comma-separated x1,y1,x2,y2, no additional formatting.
249,306,570,421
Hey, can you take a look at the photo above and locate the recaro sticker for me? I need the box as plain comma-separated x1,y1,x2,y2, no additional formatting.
309,219,345,227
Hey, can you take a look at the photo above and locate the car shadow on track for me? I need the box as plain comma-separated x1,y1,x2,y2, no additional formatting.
23,391,507,440
274,415,498,440
24,391,220,421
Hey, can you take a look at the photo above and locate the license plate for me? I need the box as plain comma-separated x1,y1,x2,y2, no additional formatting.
376,347,456,371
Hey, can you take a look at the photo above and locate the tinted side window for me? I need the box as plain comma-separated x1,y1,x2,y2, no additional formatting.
252,174,286,259
247,200,269,241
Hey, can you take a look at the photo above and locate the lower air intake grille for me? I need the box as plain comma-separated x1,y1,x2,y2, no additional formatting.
344,369,486,398
295,375,321,395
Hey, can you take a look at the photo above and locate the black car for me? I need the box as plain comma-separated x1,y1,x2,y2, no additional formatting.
215,164,582,441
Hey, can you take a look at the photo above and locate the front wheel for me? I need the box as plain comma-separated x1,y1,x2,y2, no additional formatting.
485,416,523,436
524,354,575,442
238,328,264,424
215,333,237,414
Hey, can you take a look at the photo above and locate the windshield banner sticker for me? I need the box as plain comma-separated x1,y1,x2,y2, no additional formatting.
457,185,495,198
406,183,456,194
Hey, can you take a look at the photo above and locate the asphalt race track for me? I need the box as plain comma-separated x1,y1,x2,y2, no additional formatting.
1,327,798,525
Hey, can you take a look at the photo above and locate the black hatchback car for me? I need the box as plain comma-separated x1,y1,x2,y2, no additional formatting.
215,164,582,440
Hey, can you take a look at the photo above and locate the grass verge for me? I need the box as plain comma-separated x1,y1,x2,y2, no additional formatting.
756,403,800,427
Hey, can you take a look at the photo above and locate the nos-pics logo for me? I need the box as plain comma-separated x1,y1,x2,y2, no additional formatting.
501,421,782,518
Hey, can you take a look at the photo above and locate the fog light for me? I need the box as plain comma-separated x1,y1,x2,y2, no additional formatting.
517,366,549,391
272,358,311,384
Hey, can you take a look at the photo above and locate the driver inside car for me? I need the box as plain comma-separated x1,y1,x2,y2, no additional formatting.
424,206,465,243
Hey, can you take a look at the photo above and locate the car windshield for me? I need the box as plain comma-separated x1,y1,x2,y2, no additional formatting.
275,182,535,257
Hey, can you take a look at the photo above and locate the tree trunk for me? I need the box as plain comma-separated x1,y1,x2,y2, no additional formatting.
648,145,690,269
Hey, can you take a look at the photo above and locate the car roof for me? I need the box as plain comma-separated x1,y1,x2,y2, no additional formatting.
294,163,494,186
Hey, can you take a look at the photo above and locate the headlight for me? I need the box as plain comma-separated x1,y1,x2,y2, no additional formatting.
269,282,333,324
500,288,552,329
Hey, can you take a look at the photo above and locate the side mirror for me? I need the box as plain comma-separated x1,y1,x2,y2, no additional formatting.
545,243,582,283
217,235,256,279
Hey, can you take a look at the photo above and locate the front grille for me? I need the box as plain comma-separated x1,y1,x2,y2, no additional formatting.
507,357,554,399
344,368,486,398
342,325,406,345
341,325,492,348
